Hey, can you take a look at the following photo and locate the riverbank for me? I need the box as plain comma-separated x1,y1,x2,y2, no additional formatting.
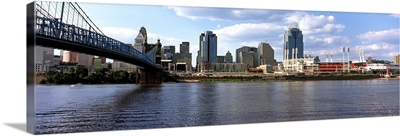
36,74,392,84
177,74,384,83
284,75,382,81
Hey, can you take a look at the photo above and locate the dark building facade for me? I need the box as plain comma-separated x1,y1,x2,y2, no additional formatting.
236,46,257,63
198,31,217,72
180,41,190,53
283,22,304,60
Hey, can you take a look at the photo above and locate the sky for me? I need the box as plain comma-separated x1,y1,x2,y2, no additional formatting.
72,2,399,65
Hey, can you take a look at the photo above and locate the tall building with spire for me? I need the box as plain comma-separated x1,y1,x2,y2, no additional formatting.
134,26,148,53
283,22,304,60
283,22,304,71
139,26,148,44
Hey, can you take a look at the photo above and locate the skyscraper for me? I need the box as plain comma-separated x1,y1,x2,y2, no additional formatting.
283,22,304,60
199,31,217,72
258,42,275,66
199,31,217,63
180,42,190,53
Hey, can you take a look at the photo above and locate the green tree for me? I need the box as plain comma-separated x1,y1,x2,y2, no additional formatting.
39,79,46,84
105,70,116,83
86,73,98,84
64,72,77,84
53,71,64,84
75,64,88,83
119,71,129,83
44,70,58,83
68,67,75,74
129,72,137,83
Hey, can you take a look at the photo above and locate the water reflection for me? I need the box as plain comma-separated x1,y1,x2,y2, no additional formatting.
35,80,399,134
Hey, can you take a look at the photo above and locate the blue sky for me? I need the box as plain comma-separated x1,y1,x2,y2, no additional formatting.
76,2,399,65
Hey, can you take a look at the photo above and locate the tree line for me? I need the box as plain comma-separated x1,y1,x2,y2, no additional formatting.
40,65,137,84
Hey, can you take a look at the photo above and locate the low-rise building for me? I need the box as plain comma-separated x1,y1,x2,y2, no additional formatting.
213,63,248,72
257,65,273,74
176,57,192,73
111,60,136,72
283,56,319,72
365,63,400,73
35,46,54,73
172,52,192,73
318,62,348,72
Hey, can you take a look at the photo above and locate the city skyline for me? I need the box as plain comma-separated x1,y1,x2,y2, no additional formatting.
53,2,400,66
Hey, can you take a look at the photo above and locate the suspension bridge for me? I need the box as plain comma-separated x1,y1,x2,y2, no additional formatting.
29,1,164,84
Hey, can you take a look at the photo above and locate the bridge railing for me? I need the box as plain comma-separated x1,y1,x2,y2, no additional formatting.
36,16,156,65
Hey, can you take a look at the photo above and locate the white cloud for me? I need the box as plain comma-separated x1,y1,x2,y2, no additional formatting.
383,52,400,57
169,7,346,41
168,6,291,21
357,28,400,45
355,28,399,61
305,35,350,46
198,10,347,59
308,49,341,56
390,14,400,18
213,23,285,41
147,33,184,46
101,27,137,43
166,7,399,62
102,27,193,64
382,51,400,58
101,27,185,48
211,23,285,61
285,12,345,35
354,44,393,51
239,41,261,47
169,6,346,36
168,6,236,21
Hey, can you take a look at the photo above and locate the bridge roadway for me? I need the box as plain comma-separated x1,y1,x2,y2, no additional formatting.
36,34,160,70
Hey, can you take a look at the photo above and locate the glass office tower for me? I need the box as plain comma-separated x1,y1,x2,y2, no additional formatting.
284,22,304,60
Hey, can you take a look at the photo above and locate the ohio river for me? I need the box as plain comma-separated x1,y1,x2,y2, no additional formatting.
35,80,399,134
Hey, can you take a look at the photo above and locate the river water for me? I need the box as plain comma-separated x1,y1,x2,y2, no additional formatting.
35,80,399,134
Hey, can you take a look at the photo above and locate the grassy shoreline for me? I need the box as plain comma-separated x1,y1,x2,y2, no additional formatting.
178,74,385,83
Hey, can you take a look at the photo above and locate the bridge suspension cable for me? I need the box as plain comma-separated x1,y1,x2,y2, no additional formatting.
35,1,104,35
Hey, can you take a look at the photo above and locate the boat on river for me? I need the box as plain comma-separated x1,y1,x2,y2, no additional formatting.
71,83,82,87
